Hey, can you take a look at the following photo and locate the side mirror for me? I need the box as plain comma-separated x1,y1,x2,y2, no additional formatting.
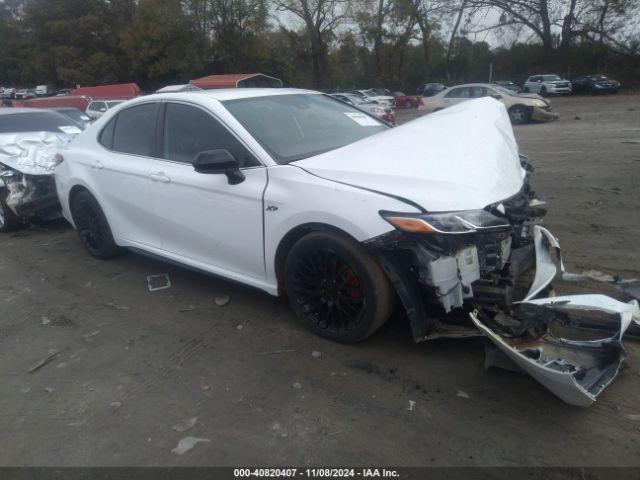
491,93,502,100
193,149,245,185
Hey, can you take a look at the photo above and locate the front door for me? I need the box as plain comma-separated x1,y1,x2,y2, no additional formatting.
148,102,267,281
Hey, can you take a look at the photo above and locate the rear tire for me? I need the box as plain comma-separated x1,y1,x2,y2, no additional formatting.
540,86,547,96
71,190,120,259
284,231,394,343
404,100,413,108
0,188,25,233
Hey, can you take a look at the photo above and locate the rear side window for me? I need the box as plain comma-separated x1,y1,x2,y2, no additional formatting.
445,87,470,98
161,103,259,168
112,103,158,156
99,117,115,149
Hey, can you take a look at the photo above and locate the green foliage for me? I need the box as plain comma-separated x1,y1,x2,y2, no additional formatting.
0,0,637,92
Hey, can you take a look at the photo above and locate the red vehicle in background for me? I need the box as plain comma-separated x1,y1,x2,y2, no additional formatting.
393,91,423,108
68,83,140,100
11,95,92,112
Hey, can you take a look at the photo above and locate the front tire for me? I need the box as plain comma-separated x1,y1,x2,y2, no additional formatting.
0,188,24,233
509,105,529,125
404,100,413,109
71,190,120,259
284,231,394,343
540,86,547,96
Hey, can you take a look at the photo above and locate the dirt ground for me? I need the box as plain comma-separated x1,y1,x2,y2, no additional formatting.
1,93,639,468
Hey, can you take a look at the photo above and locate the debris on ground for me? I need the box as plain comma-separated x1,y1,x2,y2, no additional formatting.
236,324,243,331
258,349,296,356
293,382,302,389
272,422,288,438
407,400,416,411
471,295,640,407
41,316,50,325
171,436,211,455
215,295,230,307
28,348,64,373
622,139,640,144
43,386,55,394
147,274,171,292
179,305,196,313
172,416,198,433
311,350,322,358
109,402,122,410
456,390,470,399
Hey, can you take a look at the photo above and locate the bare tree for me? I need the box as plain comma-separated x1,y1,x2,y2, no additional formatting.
270,0,348,88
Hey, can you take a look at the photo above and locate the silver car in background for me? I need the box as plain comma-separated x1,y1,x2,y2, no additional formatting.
330,93,396,124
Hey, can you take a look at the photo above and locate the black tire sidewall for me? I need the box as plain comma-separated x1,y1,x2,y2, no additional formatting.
284,231,392,343
509,106,528,125
71,191,119,259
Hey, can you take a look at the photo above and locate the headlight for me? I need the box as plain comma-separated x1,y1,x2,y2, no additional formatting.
533,100,546,107
380,209,510,234
371,107,384,114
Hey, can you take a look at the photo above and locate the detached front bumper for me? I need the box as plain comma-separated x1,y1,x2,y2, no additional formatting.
531,106,558,122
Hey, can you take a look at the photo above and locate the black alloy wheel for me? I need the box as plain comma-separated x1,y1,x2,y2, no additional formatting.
71,191,120,259
285,231,394,343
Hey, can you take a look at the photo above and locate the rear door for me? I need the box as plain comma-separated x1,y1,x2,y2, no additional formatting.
91,102,162,248
148,101,267,281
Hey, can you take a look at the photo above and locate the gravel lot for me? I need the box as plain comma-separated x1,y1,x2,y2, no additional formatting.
1,94,639,468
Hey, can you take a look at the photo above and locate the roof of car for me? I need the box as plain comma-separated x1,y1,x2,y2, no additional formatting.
139,87,319,103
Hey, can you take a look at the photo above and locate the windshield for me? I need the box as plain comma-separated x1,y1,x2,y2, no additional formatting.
0,111,82,134
224,94,388,164
542,75,561,81
590,75,608,80
492,86,517,96
361,90,378,97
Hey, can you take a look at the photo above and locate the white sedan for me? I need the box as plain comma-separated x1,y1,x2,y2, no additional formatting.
53,89,640,405
55,88,539,340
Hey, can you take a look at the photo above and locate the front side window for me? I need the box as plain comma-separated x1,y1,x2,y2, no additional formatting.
542,75,561,81
112,103,158,156
223,94,388,164
469,87,488,98
162,103,259,167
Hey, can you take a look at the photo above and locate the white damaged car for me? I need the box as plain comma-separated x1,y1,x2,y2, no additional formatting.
0,108,83,231
53,89,639,406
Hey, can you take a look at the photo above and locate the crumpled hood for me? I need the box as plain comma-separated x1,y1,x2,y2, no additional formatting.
0,131,74,175
294,97,526,212
516,92,546,102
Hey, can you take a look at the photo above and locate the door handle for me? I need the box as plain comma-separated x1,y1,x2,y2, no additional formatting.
149,172,171,183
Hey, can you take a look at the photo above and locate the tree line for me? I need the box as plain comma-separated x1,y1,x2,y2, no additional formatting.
1,0,638,93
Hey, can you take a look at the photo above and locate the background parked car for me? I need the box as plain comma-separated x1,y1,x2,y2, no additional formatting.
53,107,92,127
1,88,16,99
572,74,620,95
417,83,447,97
55,88,73,96
421,83,557,124
330,93,396,123
349,89,395,106
14,89,36,100
0,108,83,232
86,100,125,120
523,74,572,95
393,91,423,108
35,85,56,97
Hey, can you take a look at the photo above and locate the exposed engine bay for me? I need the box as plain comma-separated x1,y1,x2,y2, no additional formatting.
369,157,640,406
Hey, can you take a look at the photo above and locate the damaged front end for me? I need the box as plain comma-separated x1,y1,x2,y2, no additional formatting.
0,132,67,223
368,160,639,406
